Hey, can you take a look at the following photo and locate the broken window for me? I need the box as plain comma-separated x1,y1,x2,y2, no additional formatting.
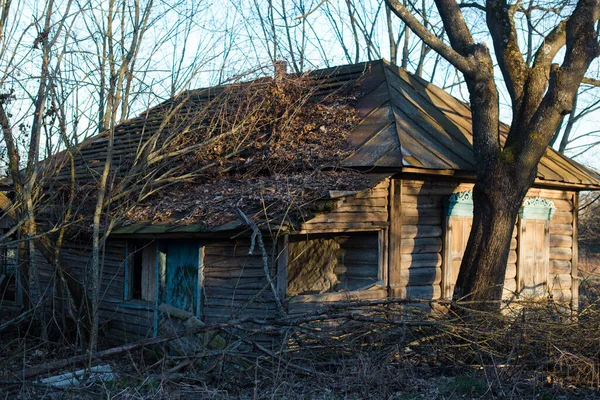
287,231,381,295
126,241,156,302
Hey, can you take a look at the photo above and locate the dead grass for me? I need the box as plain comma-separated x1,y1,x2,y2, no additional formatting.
2,293,600,399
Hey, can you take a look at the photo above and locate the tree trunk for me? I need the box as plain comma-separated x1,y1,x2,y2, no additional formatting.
453,161,532,307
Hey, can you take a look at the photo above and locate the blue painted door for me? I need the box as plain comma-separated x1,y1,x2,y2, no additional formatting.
166,241,200,315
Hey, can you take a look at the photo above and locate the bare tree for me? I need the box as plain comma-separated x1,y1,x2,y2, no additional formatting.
386,0,600,305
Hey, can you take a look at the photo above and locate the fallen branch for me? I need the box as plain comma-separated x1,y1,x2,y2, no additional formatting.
0,308,34,333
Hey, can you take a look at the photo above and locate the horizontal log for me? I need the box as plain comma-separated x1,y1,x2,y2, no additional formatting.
401,225,442,239
400,267,441,286
402,215,442,226
402,181,473,196
288,287,387,304
526,188,572,201
339,198,388,207
307,211,388,225
333,205,388,213
550,199,573,211
204,257,264,268
507,251,517,264
401,238,442,254
549,223,573,236
298,222,389,233
393,285,441,300
403,208,442,218
551,289,572,303
505,263,516,279
354,187,389,199
550,260,571,273
551,211,573,225
400,253,442,268
503,279,517,296
549,274,572,290
401,195,441,209
550,247,572,261
550,235,572,249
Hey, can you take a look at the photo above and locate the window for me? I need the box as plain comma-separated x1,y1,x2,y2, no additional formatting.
516,198,555,300
286,231,382,295
126,241,156,302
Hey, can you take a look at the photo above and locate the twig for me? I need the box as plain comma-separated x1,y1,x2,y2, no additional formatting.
235,207,286,316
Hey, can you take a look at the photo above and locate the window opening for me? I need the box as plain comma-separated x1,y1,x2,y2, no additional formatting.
287,231,381,295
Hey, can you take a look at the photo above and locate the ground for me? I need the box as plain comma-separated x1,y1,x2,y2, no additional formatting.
1,268,600,399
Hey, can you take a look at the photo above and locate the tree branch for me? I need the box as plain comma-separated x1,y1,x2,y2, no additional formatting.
384,0,476,74
486,0,528,108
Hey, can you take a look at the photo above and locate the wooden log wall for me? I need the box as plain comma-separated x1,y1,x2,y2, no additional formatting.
203,239,280,348
35,239,155,340
291,180,389,314
398,180,569,303
398,179,473,300
300,180,389,233
203,240,278,322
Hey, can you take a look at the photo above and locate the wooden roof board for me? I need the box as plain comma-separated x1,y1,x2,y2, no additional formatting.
392,102,466,169
344,123,400,167
386,67,472,147
354,81,390,119
346,102,395,149
387,79,474,168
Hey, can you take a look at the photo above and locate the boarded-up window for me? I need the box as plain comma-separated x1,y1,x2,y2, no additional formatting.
443,216,472,298
287,232,381,295
517,219,550,299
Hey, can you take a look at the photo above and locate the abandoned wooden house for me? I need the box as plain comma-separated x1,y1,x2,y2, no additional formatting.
1,59,599,343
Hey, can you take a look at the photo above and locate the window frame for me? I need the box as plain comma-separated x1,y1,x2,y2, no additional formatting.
280,229,387,299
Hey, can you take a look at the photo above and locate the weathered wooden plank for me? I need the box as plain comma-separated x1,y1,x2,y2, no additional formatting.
550,247,572,261
298,222,389,233
549,224,573,236
400,238,442,254
401,225,442,239
402,215,442,226
394,285,441,300
551,211,573,225
401,195,442,208
306,211,388,225
401,253,442,268
505,263,516,279
526,188,573,201
287,288,387,304
503,279,517,296
550,260,571,273
400,267,441,286
552,289,572,303
571,193,579,311
549,273,572,290
550,235,572,248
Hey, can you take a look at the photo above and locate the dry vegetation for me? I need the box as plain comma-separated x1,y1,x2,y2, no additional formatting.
1,289,600,399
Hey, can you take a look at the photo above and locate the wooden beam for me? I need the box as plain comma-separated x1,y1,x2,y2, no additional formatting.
388,178,402,296
276,235,289,299
571,192,579,313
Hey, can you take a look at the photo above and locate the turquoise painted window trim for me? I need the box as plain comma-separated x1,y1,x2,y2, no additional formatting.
518,197,556,220
445,191,473,217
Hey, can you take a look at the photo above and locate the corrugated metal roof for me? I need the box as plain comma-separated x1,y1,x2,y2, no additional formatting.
338,60,600,188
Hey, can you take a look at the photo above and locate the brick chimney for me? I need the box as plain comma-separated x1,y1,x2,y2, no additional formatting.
274,60,287,81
